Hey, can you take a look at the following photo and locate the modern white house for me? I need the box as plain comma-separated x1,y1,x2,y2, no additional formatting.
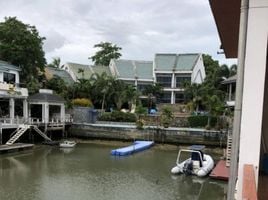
109,59,154,91
109,53,206,104
154,53,206,104
209,0,268,199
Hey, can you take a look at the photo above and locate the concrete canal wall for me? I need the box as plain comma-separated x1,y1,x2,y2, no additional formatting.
70,122,227,147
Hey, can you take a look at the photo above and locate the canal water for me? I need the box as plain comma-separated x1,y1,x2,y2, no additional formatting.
0,143,227,200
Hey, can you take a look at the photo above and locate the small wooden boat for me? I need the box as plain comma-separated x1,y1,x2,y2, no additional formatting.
59,140,76,148
171,145,214,177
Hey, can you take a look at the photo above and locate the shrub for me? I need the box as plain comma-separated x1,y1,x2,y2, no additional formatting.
135,105,147,115
99,111,137,122
188,115,217,128
72,98,93,107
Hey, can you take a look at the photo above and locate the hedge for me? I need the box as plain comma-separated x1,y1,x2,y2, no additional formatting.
99,111,137,122
188,115,217,128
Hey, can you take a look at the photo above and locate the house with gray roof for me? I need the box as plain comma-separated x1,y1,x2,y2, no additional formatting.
109,59,154,91
62,62,111,81
153,53,206,104
62,62,94,81
45,67,74,86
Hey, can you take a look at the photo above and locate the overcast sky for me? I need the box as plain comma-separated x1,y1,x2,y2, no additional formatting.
0,0,236,66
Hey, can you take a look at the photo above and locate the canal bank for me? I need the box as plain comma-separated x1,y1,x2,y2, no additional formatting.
70,122,227,147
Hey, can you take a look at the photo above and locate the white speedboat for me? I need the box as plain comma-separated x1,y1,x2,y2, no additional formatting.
59,140,76,148
171,145,214,177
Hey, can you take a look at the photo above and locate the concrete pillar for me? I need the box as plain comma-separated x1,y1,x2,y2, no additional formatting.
9,98,14,123
228,84,232,101
171,73,175,88
23,99,28,119
0,125,2,144
60,104,65,123
42,103,49,123
171,91,175,104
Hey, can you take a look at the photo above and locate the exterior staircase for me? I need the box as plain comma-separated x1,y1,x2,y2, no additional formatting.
6,125,30,145
32,126,52,141
226,130,232,167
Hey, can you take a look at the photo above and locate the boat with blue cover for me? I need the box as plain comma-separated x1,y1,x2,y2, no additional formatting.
111,140,154,156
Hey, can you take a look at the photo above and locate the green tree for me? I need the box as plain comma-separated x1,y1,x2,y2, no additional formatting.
0,17,46,82
230,64,237,76
90,42,122,66
47,57,61,68
45,75,68,97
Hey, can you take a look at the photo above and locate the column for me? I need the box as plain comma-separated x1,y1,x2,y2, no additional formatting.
171,91,174,104
60,104,65,123
23,99,28,119
228,84,232,101
9,98,14,123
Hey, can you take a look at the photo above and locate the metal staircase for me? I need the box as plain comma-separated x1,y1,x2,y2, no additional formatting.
6,125,52,145
32,126,51,141
226,130,232,167
6,125,30,145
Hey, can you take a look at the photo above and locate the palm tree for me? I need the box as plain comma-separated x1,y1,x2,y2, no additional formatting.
48,57,61,68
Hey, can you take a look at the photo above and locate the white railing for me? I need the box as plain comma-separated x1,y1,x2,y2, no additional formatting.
0,117,73,125
0,82,28,96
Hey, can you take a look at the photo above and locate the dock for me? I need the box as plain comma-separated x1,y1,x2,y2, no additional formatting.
0,143,34,154
210,160,229,181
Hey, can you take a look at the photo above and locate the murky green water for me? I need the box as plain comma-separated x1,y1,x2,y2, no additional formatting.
0,143,227,200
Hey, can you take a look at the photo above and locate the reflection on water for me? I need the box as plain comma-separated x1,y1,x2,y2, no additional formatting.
0,143,227,200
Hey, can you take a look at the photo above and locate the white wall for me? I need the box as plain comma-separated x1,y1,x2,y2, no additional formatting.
237,1,268,199
191,54,206,84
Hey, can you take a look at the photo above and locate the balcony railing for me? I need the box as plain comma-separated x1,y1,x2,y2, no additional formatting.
0,82,28,96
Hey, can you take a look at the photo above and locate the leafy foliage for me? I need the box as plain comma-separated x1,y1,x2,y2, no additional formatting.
90,42,122,66
72,98,93,107
47,57,61,68
188,115,217,128
0,17,46,82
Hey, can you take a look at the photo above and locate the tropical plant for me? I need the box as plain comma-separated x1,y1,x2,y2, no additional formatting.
90,42,122,66
160,106,174,128
47,57,61,68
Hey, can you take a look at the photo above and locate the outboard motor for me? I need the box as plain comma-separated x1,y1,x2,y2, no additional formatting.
183,160,193,175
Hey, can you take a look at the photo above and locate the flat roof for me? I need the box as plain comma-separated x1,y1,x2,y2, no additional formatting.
209,0,241,58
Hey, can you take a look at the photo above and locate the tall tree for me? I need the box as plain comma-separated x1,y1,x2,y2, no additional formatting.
0,17,46,83
90,42,122,66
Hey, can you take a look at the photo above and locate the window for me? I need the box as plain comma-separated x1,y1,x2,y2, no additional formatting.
156,74,172,88
175,93,185,103
3,72,16,84
159,92,171,103
176,75,191,88
137,84,149,92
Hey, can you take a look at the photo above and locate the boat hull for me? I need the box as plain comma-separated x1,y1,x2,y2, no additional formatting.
171,154,214,177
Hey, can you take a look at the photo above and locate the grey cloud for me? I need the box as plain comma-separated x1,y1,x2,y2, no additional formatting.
43,30,66,52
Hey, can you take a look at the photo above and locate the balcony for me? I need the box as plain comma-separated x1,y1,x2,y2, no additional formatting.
0,82,28,97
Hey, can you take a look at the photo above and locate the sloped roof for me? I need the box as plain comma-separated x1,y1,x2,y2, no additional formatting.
0,60,21,71
154,53,200,71
221,74,237,84
28,93,65,103
45,67,74,85
66,62,94,79
113,59,153,80
91,65,111,76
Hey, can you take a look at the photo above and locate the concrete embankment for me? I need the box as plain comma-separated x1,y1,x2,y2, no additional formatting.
70,122,227,147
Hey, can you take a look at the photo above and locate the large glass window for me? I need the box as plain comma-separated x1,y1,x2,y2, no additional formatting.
175,93,185,103
156,74,172,88
3,72,16,84
176,75,191,88
159,92,171,103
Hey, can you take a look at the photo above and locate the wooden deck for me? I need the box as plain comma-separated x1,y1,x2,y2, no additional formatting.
0,143,34,153
209,160,229,181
